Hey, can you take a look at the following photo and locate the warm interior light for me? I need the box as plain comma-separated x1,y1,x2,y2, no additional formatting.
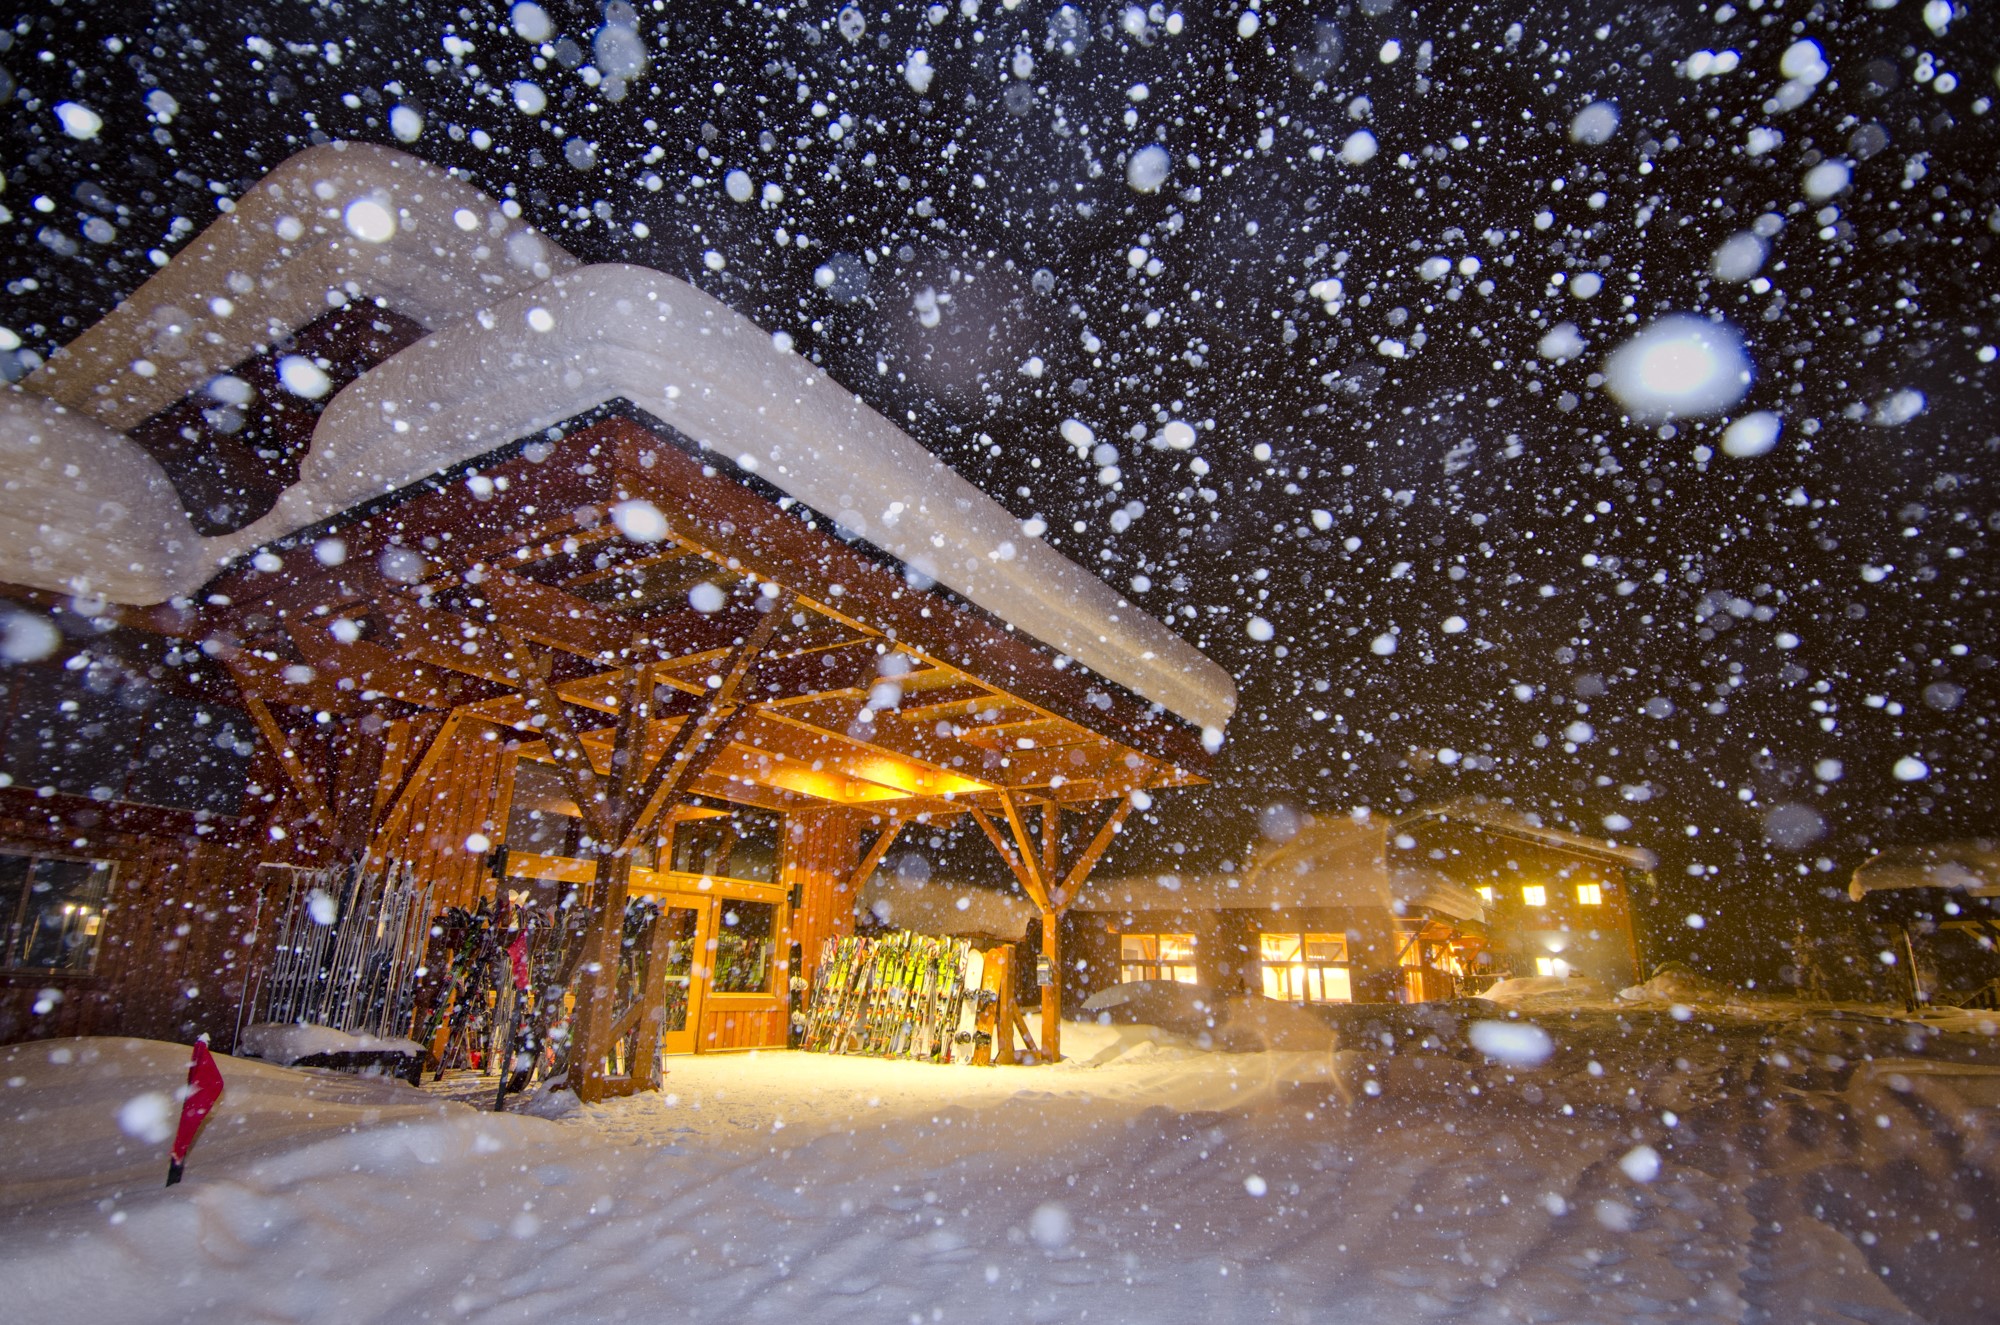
1521,884,1547,907
1576,882,1603,906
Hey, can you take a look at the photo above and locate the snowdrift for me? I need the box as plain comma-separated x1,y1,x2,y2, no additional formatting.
5,1022,2000,1323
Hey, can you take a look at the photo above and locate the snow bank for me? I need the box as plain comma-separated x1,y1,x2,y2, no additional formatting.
1476,974,1612,1007
6,1023,1999,1323
1616,963,1750,1009
1080,981,1336,1051
235,1023,423,1066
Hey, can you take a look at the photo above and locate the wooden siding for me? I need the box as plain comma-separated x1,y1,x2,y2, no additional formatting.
370,719,512,908
697,1005,786,1051
0,789,271,1051
783,807,870,985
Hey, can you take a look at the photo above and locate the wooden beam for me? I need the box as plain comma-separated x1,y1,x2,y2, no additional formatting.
497,625,619,847
371,592,516,686
221,649,355,714
1041,799,1061,891
999,792,1047,900
366,713,457,866
623,594,793,844
969,806,1051,910
243,697,333,830
284,618,458,710
844,816,908,895
483,567,634,662
1051,797,1134,912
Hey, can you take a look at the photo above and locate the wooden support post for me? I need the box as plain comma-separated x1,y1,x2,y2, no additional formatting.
972,793,1137,1066
844,815,907,896
1012,1003,1040,1062
1039,801,1063,1063
555,593,792,1102
993,943,1017,1066
1040,906,1061,1063
569,849,637,1102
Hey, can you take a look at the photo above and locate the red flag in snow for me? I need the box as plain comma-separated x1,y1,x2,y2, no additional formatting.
166,1037,225,1187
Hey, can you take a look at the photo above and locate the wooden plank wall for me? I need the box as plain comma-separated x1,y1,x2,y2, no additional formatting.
0,792,274,1051
372,719,512,910
782,807,868,983
699,1006,787,1050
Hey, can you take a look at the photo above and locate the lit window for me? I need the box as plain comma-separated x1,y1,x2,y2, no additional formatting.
1475,885,1495,903
0,852,114,973
1258,932,1352,1003
1521,884,1547,907
1120,933,1198,984
1576,882,1603,906
1534,956,1571,978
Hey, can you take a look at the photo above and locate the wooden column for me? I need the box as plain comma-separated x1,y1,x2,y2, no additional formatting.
569,849,636,1101
1040,803,1062,1063
973,793,1135,1065
506,593,791,1102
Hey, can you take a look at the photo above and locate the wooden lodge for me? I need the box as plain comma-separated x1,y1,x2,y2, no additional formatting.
1059,803,1650,1009
0,144,1235,1097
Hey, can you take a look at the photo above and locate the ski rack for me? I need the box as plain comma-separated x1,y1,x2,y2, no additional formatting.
801,933,1030,1066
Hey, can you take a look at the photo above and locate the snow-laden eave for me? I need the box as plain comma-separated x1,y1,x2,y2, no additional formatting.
1849,839,2000,900
264,263,1236,733
0,145,1236,734
23,141,578,430
1392,799,1658,870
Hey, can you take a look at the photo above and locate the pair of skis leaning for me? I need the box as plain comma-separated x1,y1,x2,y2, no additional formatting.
801,932,996,1063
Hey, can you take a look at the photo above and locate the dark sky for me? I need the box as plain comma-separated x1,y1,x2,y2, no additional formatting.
3,0,1996,972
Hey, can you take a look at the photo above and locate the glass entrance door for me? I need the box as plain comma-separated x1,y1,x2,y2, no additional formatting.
657,903,709,1057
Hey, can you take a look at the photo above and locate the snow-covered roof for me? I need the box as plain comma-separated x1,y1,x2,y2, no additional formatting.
1073,854,1486,923
1392,800,1658,870
3,144,1234,734
1849,840,2000,900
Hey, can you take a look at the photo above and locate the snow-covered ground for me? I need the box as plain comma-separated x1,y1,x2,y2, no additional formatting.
4,1008,1998,1324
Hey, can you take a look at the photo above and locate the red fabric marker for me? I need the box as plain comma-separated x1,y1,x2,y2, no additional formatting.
166,1037,225,1187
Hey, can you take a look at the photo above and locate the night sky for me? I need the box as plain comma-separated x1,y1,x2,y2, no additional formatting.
3,0,1995,976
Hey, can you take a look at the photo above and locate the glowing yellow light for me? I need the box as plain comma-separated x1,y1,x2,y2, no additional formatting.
1576,882,1603,906
1476,885,1495,903
1522,884,1547,907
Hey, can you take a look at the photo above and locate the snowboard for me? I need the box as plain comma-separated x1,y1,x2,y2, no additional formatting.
948,943,983,1063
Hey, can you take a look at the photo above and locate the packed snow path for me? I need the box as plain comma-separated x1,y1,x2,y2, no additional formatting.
3,1011,1996,1323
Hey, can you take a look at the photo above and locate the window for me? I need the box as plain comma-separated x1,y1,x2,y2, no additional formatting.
1576,882,1603,906
1259,932,1352,1003
1119,932,1197,984
671,806,782,883
0,851,114,973
1476,885,1496,903
1521,884,1548,907
711,900,775,993
1535,956,1572,978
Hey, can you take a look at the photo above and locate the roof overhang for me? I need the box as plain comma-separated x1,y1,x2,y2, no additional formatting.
6,143,1234,738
